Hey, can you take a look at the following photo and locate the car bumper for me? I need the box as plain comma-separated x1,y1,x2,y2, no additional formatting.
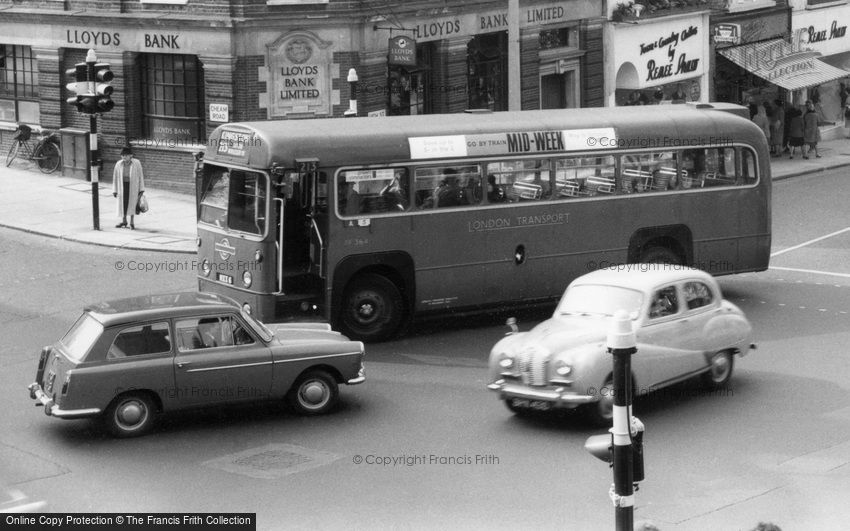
487,379,597,405
27,383,101,419
346,367,366,385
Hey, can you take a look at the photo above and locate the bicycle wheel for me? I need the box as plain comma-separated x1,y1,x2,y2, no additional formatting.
35,142,61,174
5,141,20,167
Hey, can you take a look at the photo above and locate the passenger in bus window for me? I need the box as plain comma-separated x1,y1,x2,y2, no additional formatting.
463,175,483,205
380,173,408,212
434,168,465,208
344,181,363,216
486,174,506,203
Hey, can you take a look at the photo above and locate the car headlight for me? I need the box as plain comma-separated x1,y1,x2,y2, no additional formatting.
554,359,572,376
242,270,252,288
498,352,515,370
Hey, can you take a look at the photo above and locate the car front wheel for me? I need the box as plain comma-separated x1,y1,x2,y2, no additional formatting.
104,393,156,438
582,379,616,427
702,350,734,389
289,370,339,415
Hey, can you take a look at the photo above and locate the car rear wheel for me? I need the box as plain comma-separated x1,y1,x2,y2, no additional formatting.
288,370,339,415
702,350,734,389
104,393,156,438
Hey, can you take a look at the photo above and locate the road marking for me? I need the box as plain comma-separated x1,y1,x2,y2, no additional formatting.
769,266,850,279
770,227,850,257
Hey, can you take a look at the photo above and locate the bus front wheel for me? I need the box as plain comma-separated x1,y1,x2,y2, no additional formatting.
340,273,403,342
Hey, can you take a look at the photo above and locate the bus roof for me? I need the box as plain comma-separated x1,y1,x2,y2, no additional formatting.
207,103,765,169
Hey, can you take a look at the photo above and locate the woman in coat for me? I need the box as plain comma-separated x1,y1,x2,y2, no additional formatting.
802,100,821,159
751,104,771,144
787,106,805,159
112,147,146,229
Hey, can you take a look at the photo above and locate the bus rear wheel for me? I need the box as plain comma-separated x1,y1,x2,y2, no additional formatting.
639,246,682,265
340,273,403,342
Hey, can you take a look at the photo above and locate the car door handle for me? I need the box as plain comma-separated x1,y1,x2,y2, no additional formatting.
177,361,191,368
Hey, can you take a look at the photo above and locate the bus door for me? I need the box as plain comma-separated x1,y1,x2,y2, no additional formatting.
278,159,325,289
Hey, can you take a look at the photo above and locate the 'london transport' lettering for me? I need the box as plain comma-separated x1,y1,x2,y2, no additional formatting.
468,212,569,232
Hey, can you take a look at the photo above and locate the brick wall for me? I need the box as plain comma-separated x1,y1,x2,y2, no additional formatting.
128,148,197,194
235,56,266,122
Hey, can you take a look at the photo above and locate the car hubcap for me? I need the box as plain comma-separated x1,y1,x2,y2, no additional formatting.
300,381,329,407
711,354,730,381
117,400,146,428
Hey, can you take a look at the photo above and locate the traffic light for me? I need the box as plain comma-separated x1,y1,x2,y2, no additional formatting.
92,63,114,113
65,61,114,114
65,62,89,113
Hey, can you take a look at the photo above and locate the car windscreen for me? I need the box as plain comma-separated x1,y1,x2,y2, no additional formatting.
241,309,273,342
59,313,104,362
556,284,644,319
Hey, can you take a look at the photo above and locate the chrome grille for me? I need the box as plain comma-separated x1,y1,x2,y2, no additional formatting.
518,346,548,387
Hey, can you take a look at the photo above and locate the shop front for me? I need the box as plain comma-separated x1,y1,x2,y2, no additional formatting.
792,5,850,138
605,11,711,107
357,1,604,116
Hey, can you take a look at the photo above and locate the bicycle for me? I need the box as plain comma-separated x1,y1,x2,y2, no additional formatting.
5,123,61,174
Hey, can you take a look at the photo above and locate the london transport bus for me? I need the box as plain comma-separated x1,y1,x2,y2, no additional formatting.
195,103,770,342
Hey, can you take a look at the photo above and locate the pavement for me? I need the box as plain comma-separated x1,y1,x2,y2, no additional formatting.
1,137,849,254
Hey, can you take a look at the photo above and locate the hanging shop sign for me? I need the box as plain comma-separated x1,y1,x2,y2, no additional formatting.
388,36,417,66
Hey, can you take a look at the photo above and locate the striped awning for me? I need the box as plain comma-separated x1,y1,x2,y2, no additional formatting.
718,39,849,91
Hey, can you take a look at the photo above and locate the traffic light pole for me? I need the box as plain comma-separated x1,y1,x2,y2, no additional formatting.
608,311,637,531
89,113,100,230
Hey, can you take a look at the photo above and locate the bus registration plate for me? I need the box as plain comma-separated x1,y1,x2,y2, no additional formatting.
217,273,234,285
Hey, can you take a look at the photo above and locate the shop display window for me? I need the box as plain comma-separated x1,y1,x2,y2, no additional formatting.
0,45,40,124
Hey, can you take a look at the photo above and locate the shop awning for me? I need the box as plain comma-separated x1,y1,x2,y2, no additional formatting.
718,39,849,91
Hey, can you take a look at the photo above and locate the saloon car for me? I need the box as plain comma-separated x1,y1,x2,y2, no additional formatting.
28,292,365,437
487,266,754,425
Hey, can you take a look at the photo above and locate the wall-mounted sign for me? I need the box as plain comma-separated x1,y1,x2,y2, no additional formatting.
209,104,229,123
793,6,850,56
713,24,741,46
267,30,334,117
614,16,707,89
388,36,416,66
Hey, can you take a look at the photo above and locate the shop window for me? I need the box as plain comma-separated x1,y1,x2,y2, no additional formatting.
141,54,205,142
467,32,508,111
0,45,40,124
388,43,432,116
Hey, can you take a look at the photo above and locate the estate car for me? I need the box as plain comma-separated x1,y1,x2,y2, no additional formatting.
28,292,365,437
487,266,754,425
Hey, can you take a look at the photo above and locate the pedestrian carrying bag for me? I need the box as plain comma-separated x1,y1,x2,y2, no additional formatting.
136,194,149,214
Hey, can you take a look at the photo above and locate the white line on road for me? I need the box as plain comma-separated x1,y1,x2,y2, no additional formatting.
769,266,850,279
770,227,850,257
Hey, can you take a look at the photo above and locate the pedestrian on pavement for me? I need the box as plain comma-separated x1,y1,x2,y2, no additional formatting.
769,100,784,157
787,105,804,159
802,100,821,159
751,104,771,145
112,146,145,230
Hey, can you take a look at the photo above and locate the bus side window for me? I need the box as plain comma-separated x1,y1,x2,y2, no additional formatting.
741,148,757,185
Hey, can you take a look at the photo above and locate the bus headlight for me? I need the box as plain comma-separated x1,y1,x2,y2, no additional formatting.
202,259,211,276
254,249,263,263
242,271,252,287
